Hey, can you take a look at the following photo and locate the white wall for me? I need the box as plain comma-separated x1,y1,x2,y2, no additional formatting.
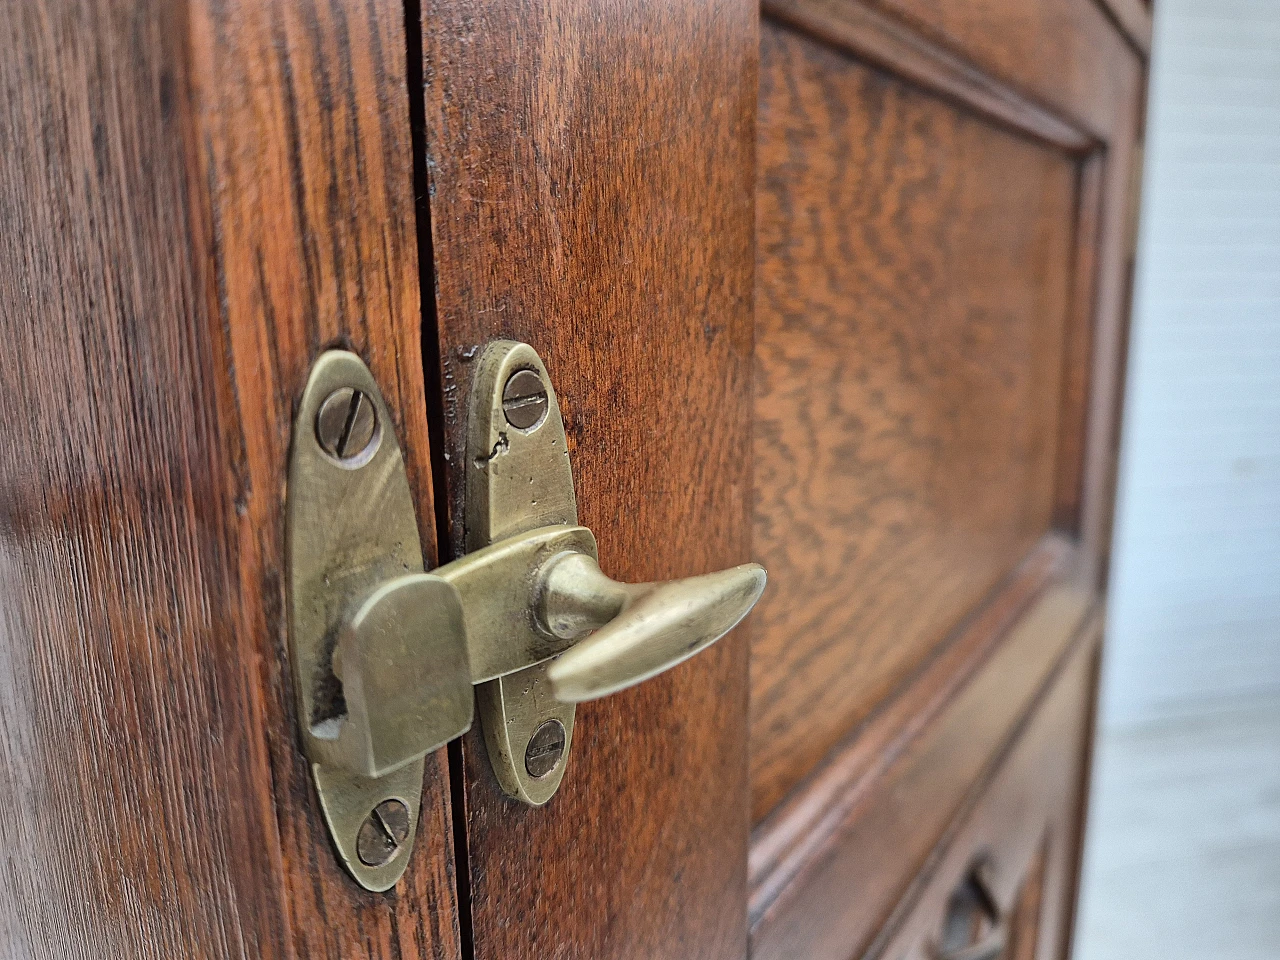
1101,0,1280,728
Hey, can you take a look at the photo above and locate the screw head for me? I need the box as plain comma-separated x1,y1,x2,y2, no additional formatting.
524,719,567,778
502,369,549,431
356,799,410,867
316,387,379,463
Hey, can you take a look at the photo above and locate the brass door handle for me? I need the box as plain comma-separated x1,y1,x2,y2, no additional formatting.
540,553,766,702
286,341,766,890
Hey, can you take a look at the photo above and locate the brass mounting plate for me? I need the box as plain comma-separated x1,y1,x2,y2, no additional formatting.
467,341,579,804
286,350,472,890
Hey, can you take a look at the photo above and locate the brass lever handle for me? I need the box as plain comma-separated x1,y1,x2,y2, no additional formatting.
539,554,766,702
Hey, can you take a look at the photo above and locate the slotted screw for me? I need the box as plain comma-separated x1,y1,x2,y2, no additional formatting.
356,799,410,867
524,719,567,778
316,387,378,461
502,369,549,430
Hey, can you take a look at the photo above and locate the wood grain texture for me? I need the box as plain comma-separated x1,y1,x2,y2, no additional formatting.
188,0,461,956
748,534,1074,919
750,587,1095,960
763,0,1096,153
751,20,1079,821
419,2,757,958
864,627,1100,960
862,0,1146,588
0,1,460,957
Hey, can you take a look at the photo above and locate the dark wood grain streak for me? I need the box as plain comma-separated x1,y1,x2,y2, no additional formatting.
0,1,462,957
752,19,1079,821
188,0,462,955
763,0,1097,153
419,2,758,958
750,587,1095,960
749,534,1074,920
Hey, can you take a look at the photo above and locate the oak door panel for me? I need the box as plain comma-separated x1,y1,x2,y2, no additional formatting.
850,0,1145,576
419,2,757,958
752,18,1079,822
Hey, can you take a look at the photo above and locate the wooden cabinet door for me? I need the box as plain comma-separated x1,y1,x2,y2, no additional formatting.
0,0,1147,958
417,4,758,959
746,2,1147,958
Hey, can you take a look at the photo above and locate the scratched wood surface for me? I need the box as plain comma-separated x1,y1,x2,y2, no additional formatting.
751,18,1079,822
419,1,758,958
0,1,460,957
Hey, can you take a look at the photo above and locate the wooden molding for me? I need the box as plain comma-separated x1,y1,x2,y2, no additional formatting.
763,0,1098,153
750,534,1074,917
1092,0,1154,56
750,562,1098,958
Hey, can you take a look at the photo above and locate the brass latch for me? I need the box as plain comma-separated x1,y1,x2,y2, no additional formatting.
286,341,766,890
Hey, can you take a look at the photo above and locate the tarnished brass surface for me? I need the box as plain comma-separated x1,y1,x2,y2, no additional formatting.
438,525,598,683
542,556,767,703
286,350,472,891
465,341,580,803
288,342,769,870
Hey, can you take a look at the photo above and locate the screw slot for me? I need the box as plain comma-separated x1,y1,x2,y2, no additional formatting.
524,719,567,778
316,387,380,464
356,798,410,867
502,369,549,431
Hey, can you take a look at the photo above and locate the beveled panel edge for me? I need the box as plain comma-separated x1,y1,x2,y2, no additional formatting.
1091,0,1153,56
749,572,1097,959
748,532,1075,917
863,622,1101,960
1054,154,1108,532
762,0,1100,153
1059,616,1107,960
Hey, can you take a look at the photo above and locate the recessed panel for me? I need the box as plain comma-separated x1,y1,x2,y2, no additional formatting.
751,21,1079,821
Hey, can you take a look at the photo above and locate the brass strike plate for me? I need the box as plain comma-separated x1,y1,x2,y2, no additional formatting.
465,341,579,805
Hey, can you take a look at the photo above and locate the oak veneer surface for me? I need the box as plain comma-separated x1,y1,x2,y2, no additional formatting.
859,0,1145,581
751,20,1077,821
419,2,757,958
0,1,459,957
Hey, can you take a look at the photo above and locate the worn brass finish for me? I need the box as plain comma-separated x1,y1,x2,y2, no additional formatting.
465,341,580,802
476,660,577,804
440,524,598,683
286,350,472,891
288,342,768,883
543,555,767,703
